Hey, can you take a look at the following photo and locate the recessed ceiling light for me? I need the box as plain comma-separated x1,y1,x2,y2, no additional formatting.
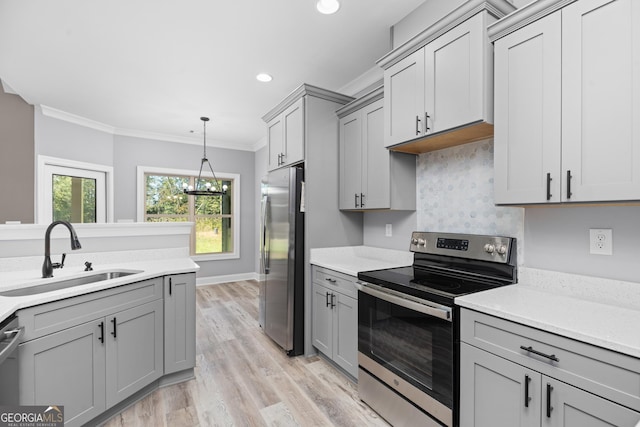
256,73,273,83
316,0,340,14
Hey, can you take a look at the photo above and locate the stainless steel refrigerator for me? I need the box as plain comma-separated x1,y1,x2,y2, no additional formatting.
259,166,304,356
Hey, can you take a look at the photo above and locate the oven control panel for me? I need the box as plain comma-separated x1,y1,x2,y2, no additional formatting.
410,231,515,263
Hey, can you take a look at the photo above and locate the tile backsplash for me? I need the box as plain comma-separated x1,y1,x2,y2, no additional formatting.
416,139,524,263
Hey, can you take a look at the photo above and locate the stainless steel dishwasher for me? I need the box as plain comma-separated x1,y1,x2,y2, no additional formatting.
0,315,23,405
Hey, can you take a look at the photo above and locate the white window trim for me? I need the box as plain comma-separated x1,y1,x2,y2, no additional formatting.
37,155,114,224
136,165,240,261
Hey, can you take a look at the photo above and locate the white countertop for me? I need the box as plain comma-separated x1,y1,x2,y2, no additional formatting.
0,250,199,325
310,246,413,277
456,268,640,359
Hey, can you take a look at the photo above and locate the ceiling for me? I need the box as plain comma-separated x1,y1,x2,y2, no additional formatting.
0,0,425,150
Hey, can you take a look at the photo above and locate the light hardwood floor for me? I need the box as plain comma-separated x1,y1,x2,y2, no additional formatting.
103,280,390,427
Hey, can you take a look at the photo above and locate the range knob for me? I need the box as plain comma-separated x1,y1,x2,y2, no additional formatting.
497,245,507,255
483,243,495,254
411,238,419,245
417,238,427,246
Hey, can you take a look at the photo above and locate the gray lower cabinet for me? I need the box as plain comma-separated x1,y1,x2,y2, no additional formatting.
459,308,640,427
17,276,170,427
163,273,196,374
311,266,358,378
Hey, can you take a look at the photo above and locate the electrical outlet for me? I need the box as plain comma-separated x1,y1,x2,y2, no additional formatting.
385,224,392,237
589,229,613,255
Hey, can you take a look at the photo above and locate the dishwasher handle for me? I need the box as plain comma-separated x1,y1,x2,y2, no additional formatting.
0,326,24,365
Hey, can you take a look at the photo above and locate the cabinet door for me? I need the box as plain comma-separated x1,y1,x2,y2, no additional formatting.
493,12,562,204
282,97,304,167
425,12,486,133
267,115,283,171
339,110,363,209
312,283,332,356
561,0,640,202
164,273,196,375
332,293,358,378
105,299,163,408
362,99,389,209
459,343,540,427
384,49,426,147
545,376,640,427
19,319,106,427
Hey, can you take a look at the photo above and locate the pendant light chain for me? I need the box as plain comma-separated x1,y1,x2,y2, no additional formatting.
183,117,228,196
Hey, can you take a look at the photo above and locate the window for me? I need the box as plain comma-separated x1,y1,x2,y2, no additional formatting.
38,156,113,224
137,166,240,260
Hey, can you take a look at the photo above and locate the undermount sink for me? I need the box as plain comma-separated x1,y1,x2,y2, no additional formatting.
0,270,144,297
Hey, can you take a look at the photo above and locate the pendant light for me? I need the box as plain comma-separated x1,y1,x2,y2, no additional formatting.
182,117,228,196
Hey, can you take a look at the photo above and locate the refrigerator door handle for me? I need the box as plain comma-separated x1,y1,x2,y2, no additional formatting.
261,195,270,274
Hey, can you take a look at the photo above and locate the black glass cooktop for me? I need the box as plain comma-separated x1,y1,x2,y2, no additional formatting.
357,266,508,306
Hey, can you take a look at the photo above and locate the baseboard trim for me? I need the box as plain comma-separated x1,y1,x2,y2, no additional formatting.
196,272,261,286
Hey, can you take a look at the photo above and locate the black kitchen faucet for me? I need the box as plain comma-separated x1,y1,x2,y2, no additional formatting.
42,220,82,278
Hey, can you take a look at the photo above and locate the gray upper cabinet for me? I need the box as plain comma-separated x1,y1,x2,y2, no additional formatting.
378,0,515,154
267,98,304,171
164,273,196,375
492,0,640,204
459,308,640,427
337,86,416,211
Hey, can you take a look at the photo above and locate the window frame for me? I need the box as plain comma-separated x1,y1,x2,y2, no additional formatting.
37,155,114,224
136,165,240,261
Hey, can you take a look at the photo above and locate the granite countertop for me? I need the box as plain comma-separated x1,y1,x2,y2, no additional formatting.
0,252,199,325
310,246,413,277
456,268,640,359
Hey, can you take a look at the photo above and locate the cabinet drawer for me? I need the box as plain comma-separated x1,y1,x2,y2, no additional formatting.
18,278,163,342
461,308,640,412
312,266,357,299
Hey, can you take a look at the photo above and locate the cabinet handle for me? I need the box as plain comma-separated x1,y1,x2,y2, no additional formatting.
520,345,559,362
111,317,117,339
331,293,336,309
169,277,172,296
325,278,337,283
98,321,104,343
524,375,531,408
416,115,421,135
566,170,572,199
326,292,331,307
355,193,359,208
425,112,430,132
360,193,365,208
546,173,552,201
546,383,553,418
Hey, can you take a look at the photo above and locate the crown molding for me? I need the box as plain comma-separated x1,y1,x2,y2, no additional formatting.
262,83,354,123
488,0,576,42
377,0,516,70
39,105,257,152
336,85,384,118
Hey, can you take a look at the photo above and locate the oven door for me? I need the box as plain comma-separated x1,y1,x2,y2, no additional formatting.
358,282,453,426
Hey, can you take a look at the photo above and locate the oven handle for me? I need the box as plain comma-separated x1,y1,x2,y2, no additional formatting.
356,281,452,322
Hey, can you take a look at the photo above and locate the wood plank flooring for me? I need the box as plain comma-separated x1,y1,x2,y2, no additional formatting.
102,280,390,427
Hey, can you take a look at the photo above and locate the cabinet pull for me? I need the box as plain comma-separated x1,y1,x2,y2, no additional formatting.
331,293,336,309
169,277,172,296
425,112,430,132
546,173,552,201
520,345,559,362
524,375,531,408
98,321,104,343
416,115,421,135
360,193,365,207
546,383,553,418
325,278,337,283
355,193,360,208
111,317,117,339
566,170,572,199
326,292,331,307
280,153,285,165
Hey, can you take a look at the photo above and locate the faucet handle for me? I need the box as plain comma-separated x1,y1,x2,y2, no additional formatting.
52,253,66,270
84,261,93,271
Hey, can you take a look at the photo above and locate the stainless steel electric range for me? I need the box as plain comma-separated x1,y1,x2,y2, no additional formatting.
356,231,517,427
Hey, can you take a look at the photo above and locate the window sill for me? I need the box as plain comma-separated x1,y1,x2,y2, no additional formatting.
191,252,240,262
